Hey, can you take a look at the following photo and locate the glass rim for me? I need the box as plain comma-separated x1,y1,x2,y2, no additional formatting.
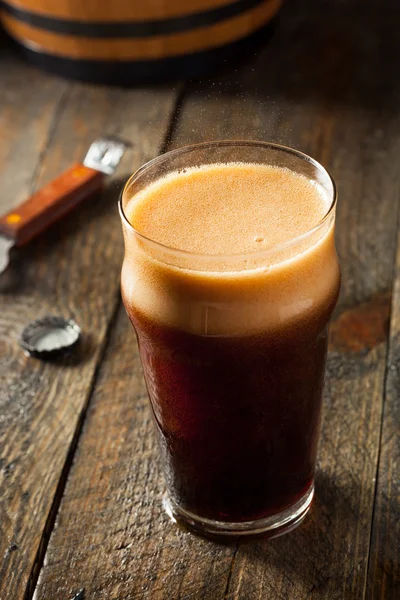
118,140,337,262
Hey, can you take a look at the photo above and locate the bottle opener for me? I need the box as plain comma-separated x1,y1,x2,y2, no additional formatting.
0,136,131,274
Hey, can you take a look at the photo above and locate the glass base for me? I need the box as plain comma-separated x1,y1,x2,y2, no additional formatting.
163,482,314,540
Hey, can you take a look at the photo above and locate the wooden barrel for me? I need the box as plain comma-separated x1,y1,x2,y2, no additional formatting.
0,0,283,84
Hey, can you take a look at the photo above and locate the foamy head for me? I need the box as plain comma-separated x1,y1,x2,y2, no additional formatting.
128,163,330,256
121,159,339,336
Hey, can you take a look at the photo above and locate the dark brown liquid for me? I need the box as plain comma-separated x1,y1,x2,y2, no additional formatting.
125,288,338,522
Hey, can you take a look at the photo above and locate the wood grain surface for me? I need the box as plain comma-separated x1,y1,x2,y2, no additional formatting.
0,41,178,599
366,223,400,599
31,0,400,599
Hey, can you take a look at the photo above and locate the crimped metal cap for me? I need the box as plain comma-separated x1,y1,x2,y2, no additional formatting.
20,316,81,358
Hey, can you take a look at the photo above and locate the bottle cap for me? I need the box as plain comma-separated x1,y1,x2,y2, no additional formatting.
20,316,81,358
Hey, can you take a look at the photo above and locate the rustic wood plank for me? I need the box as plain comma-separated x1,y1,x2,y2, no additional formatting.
366,226,400,598
0,40,178,599
33,0,399,598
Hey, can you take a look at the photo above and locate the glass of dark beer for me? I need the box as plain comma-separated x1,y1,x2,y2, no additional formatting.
119,141,340,538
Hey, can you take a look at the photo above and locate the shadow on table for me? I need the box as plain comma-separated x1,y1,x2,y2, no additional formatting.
229,470,369,599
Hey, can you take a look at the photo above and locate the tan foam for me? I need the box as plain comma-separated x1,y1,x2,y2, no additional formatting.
121,163,339,336
127,163,329,255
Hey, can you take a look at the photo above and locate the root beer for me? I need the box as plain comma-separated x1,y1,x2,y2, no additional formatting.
120,158,340,530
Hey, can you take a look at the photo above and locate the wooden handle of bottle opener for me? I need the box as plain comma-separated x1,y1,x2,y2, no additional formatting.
0,164,104,246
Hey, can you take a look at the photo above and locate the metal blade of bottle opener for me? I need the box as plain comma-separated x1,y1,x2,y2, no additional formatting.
0,136,131,274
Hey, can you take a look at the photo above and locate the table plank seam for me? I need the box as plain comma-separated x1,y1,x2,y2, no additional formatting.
365,191,400,599
223,544,239,600
160,84,187,155
27,84,73,196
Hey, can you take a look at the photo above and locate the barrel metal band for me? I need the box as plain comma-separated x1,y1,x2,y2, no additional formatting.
0,0,270,38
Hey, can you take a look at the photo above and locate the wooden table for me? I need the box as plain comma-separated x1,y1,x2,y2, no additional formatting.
0,1,399,598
